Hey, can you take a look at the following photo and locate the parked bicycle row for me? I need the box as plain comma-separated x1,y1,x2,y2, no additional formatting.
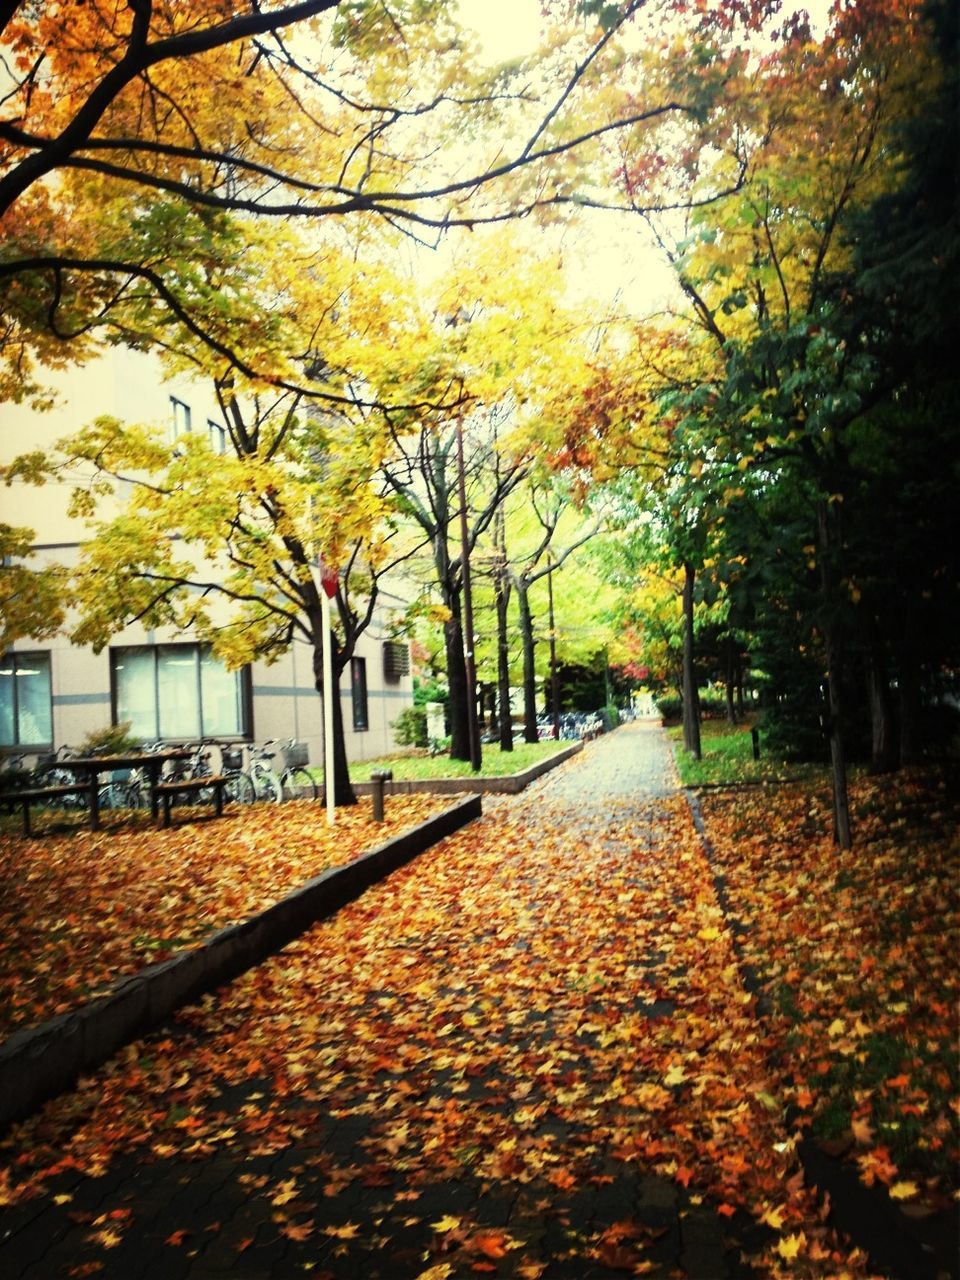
0,738,318,816
534,709,616,742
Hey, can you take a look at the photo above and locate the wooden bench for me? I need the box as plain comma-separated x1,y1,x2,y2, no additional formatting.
0,784,91,837
153,775,227,828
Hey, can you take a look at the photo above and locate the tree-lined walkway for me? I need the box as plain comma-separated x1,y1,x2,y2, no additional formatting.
0,724,891,1277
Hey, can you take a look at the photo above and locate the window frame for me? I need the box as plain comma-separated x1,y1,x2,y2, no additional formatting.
207,419,227,455
169,396,192,445
0,650,53,751
350,656,369,732
110,643,251,743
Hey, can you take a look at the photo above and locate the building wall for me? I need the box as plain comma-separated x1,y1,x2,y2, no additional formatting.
1,350,412,766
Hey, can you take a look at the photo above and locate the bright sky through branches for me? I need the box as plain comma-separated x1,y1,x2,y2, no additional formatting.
453,0,678,316
457,0,543,63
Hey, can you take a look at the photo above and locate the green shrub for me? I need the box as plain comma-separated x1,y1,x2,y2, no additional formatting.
391,706,428,748
79,721,141,756
655,692,729,723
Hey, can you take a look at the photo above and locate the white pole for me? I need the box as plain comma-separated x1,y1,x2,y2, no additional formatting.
321,584,336,826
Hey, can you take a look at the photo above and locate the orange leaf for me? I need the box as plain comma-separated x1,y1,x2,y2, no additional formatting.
282,1222,314,1242
473,1231,508,1259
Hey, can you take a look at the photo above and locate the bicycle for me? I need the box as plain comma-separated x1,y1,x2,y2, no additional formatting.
247,740,317,803
277,739,318,801
213,742,255,807
246,742,283,804
34,744,94,811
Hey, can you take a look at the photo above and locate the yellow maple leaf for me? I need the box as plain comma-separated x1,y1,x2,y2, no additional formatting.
777,1231,806,1260
760,1205,786,1231
889,1182,919,1201
415,1265,455,1280
88,1229,123,1249
324,1222,360,1239
663,1064,687,1086
430,1215,462,1233
270,1178,299,1206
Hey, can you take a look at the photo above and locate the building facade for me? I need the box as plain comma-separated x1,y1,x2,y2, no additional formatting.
1,349,413,767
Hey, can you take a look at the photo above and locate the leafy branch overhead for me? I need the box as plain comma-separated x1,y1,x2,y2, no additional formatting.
0,0,756,399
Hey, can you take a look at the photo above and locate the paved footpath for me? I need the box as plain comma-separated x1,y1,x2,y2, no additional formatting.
0,725,847,1278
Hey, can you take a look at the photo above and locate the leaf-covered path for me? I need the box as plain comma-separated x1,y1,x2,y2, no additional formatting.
0,724,888,1278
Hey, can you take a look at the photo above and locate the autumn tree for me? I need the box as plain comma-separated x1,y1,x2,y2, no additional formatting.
590,0,951,844
0,0,739,403
378,410,530,763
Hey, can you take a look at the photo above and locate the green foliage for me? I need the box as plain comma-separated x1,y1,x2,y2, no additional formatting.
78,721,141,756
0,523,64,648
655,692,729,723
391,707,429,748
349,739,568,782
667,720,820,788
412,677,448,707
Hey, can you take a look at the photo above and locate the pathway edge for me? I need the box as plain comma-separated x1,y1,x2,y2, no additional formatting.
351,741,582,797
0,793,481,1134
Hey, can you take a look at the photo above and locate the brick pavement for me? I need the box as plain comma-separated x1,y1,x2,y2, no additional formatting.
0,723,813,1278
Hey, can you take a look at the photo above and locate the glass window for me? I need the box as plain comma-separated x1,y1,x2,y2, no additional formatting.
157,647,201,740
0,652,53,747
200,647,245,736
207,420,227,454
169,396,191,444
351,657,368,731
112,645,246,741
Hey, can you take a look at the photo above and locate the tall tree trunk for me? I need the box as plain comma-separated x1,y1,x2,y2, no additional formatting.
725,634,738,724
495,571,514,752
444,598,471,761
681,561,702,760
817,500,852,849
866,629,897,774
517,582,539,743
312,635,356,807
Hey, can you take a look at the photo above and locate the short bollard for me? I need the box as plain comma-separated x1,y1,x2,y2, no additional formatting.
370,769,393,822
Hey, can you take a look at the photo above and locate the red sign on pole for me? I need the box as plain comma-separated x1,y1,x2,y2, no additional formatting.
318,560,338,599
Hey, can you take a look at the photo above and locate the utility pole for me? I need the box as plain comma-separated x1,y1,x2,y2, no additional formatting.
456,418,482,772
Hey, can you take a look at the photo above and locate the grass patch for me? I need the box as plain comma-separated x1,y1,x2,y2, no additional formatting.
348,739,571,783
667,719,822,787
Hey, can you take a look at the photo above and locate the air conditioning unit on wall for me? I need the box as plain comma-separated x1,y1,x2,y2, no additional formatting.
383,641,410,681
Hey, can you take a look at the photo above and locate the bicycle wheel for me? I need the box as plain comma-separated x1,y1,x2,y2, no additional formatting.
253,767,282,805
120,780,147,810
281,766,318,801
223,770,255,806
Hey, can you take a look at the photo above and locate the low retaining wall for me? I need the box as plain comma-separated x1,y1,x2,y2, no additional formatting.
353,741,583,798
0,794,481,1133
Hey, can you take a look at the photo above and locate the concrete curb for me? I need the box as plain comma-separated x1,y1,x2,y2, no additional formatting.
0,793,481,1134
352,741,583,797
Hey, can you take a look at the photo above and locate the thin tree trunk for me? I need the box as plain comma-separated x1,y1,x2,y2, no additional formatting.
866,630,897,775
312,636,356,807
445,600,471,761
817,500,852,849
517,582,539,743
725,634,737,725
681,561,702,760
496,572,514,752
